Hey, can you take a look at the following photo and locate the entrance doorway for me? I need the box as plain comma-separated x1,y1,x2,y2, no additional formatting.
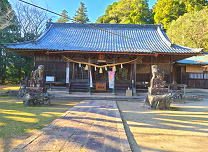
92,65,109,92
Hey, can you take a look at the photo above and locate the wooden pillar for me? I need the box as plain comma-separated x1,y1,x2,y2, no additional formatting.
112,58,116,95
169,56,172,83
72,62,75,80
180,66,183,84
130,63,133,85
133,61,137,96
172,64,177,84
66,62,70,84
69,62,75,93
88,58,92,94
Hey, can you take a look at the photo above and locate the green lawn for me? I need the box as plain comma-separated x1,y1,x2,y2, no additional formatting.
0,96,80,152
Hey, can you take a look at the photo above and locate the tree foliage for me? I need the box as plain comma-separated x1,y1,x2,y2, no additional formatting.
73,2,89,23
0,0,18,83
0,0,14,29
97,0,153,24
167,8,208,50
57,10,69,23
0,1,49,83
153,0,208,29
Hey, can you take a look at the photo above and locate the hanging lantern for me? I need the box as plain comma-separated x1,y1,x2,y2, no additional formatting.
84,65,88,70
121,64,123,69
113,66,116,72
79,63,81,67
99,68,103,73
105,66,107,71
94,66,97,71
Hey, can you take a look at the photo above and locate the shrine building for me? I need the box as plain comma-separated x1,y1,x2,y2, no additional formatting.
176,55,208,89
4,23,203,94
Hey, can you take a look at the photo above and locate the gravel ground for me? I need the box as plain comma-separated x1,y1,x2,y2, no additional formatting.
118,98,208,152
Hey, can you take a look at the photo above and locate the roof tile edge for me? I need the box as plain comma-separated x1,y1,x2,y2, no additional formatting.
2,23,54,48
157,26,204,53
157,26,172,47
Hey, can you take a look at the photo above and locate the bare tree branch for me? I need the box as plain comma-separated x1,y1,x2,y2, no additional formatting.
13,2,50,40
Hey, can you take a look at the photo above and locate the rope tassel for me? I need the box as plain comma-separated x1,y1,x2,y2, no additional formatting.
113,66,116,72
84,65,88,70
99,68,103,73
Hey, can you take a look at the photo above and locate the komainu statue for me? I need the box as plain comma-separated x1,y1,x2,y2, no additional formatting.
30,65,45,87
19,65,50,106
145,65,171,109
149,65,168,95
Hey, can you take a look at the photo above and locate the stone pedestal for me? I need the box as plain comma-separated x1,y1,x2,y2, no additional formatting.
147,94,171,109
20,65,50,106
126,89,133,96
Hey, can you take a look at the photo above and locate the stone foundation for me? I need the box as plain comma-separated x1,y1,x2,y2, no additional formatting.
146,94,171,109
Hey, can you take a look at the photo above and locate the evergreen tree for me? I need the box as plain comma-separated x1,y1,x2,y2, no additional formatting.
153,0,208,29
0,0,17,83
57,10,69,23
167,8,208,51
0,1,45,83
0,0,14,29
97,0,153,24
73,2,89,23
97,2,120,23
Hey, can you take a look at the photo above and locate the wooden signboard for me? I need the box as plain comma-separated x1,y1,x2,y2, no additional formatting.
186,66,204,73
96,82,106,91
46,76,55,82
98,54,106,63
98,54,105,60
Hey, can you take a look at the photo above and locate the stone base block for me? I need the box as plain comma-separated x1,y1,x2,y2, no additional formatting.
146,94,171,110
126,89,132,96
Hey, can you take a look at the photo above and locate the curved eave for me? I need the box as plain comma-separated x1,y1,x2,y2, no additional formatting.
6,48,154,55
156,26,204,53
1,24,53,47
176,63,208,66
6,48,201,56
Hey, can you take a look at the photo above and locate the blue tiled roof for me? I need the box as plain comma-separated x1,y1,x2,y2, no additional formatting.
5,23,203,54
177,55,208,65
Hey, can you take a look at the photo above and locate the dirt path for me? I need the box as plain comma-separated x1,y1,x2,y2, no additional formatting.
118,99,208,152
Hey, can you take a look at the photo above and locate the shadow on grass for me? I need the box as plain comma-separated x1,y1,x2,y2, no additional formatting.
0,96,80,152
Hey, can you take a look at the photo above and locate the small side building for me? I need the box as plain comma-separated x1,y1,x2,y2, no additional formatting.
177,55,208,88
4,23,203,94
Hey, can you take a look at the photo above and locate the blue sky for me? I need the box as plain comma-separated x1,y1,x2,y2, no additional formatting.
9,0,157,22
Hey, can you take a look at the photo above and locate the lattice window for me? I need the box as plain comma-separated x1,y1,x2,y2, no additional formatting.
189,73,204,79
